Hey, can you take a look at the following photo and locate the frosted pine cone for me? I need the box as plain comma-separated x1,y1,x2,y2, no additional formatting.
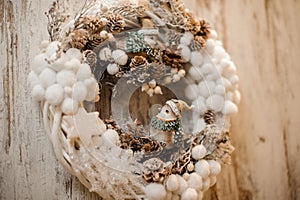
148,62,168,81
83,50,97,68
128,56,149,83
70,29,89,50
82,15,104,33
106,14,125,33
142,158,171,183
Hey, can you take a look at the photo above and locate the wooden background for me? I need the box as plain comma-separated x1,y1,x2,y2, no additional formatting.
1,0,299,199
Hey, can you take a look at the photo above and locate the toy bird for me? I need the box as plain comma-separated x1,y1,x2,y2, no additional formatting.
150,99,193,147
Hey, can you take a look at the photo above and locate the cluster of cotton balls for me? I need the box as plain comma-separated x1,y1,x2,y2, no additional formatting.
144,144,221,200
28,41,99,115
182,30,240,117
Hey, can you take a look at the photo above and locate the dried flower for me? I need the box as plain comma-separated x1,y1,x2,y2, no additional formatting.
70,29,89,50
106,14,126,33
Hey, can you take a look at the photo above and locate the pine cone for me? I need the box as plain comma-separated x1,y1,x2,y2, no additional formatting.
82,15,104,33
198,19,211,39
162,49,184,69
70,29,89,50
85,33,107,50
189,38,203,51
129,56,148,68
194,35,206,48
106,14,125,33
148,62,168,81
142,158,171,183
83,50,97,68
203,110,216,125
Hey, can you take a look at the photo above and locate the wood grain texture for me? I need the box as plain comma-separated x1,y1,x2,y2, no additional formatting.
0,0,299,199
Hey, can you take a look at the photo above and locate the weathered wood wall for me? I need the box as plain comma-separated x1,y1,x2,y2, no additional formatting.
1,0,299,199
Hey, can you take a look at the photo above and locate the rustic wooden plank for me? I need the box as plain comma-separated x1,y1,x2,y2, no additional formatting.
0,0,299,199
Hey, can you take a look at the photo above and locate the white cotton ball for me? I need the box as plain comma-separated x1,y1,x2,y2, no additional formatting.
192,97,207,114
215,84,226,95
172,74,181,82
61,98,79,115
198,81,211,98
107,63,119,75
72,81,88,102
64,86,72,96
32,53,49,74
195,160,210,179
77,63,92,80
188,172,203,190
190,51,203,67
45,41,60,57
100,30,108,38
202,178,210,191
178,69,186,77
28,71,40,89
85,79,99,101
112,50,128,65
56,70,76,87
192,145,207,160
220,58,231,68
230,75,239,85
45,84,64,105
201,63,214,75
149,79,157,88
226,91,234,100
210,176,217,186
216,77,232,90
174,175,188,195
66,48,82,61
178,44,191,62
205,39,215,54
99,47,112,61
185,84,199,101
50,54,68,72
39,68,57,88
69,58,82,72
233,90,241,104
181,188,198,200
215,40,223,46
31,84,45,101
165,174,179,192
213,46,226,62
84,78,94,87
222,100,238,115
207,160,221,176
223,62,237,78
188,66,203,82
206,94,225,112
180,32,194,45
209,30,218,40
144,183,167,200
102,129,120,147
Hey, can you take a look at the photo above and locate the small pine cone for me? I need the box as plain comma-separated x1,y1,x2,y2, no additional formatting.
82,15,104,33
129,56,148,68
189,38,203,51
70,29,89,50
106,14,125,33
83,50,97,68
198,19,211,39
85,33,107,50
203,109,216,125
146,47,163,61
148,62,168,80
194,35,206,48
162,49,184,69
